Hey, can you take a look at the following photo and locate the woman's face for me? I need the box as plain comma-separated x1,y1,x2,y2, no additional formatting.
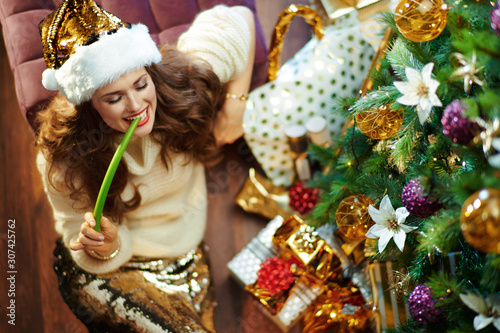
91,68,157,137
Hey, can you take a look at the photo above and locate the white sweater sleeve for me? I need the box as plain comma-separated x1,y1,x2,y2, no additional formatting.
177,5,251,83
36,151,133,274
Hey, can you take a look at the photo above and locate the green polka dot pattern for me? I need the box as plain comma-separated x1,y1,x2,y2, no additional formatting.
243,24,375,187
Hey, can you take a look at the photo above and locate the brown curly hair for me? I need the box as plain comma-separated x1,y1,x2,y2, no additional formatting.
36,45,226,223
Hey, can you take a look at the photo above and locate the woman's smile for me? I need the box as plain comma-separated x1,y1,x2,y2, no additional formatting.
123,106,150,127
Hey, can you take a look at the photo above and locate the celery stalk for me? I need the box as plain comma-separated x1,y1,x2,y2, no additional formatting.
93,118,140,231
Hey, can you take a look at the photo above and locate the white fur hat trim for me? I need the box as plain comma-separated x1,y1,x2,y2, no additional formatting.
42,24,162,105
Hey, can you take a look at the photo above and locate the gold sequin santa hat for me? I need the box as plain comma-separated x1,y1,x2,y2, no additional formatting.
39,0,161,105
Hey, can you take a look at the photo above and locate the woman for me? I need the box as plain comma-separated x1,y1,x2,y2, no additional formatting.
36,0,255,331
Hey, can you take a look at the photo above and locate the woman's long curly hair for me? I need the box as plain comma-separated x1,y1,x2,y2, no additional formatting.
36,45,227,223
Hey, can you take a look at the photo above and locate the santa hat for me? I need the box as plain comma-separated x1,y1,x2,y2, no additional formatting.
39,0,162,105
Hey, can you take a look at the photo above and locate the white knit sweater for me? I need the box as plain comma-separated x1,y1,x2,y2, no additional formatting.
37,5,250,274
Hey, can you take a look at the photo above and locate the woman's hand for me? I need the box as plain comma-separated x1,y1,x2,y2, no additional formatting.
213,98,245,145
69,212,119,257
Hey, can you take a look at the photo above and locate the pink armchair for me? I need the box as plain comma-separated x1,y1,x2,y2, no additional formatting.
0,0,268,131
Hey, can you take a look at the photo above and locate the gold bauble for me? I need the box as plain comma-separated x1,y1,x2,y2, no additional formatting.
335,195,376,240
460,188,500,254
356,105,404,140
394,0,448,43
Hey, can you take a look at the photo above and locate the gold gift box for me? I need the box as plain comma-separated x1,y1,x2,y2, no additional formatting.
311,0,392,53
368,260,410,331
318,0,390,22
273,215,343,284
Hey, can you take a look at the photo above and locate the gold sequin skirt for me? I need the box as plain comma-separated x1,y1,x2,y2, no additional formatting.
53,238,216,333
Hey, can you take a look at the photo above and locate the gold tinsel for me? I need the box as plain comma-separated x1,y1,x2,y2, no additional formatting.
267,5,325,82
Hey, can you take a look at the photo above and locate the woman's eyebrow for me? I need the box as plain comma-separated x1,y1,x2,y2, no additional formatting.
134,74,148,84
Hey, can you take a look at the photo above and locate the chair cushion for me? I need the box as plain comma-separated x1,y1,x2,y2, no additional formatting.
148,0,199,31
3,10,51,69
100,0,159,34
0,0,56,18
14,58,56,128
157,24,192,45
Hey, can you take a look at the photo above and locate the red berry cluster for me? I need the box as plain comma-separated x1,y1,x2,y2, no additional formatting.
288,181,319,215
256,257,295,294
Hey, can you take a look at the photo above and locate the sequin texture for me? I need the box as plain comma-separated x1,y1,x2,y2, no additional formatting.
39,0,129,69
54,239,215,332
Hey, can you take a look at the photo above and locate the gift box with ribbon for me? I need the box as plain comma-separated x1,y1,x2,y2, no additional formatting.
227,215,325,331
228,214,382,331
313,0,393,50
368,260,411,331
317,0,391,23
360,252,461,332
273,215,344,285
366,252,462,332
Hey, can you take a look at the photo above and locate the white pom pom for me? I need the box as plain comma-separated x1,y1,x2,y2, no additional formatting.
42,69,59,91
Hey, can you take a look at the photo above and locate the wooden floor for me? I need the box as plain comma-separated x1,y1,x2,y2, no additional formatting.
0,1,311,332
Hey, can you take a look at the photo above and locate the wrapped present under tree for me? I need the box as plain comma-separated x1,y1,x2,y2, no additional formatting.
228,215,376,331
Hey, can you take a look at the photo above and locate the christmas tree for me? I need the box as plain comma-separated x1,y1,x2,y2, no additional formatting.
307,0,500,331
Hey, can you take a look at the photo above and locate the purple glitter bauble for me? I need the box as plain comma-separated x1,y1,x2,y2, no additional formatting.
441,100,477,145
492,1,500,37
408,284,441,325
402,178,442,218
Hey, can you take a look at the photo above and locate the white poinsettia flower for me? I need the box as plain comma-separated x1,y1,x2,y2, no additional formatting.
460,292,500,331
365,195,417,253
487,138,500,168
394,62,442,125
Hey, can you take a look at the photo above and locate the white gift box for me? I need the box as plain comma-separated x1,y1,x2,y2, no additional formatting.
227,216,324,331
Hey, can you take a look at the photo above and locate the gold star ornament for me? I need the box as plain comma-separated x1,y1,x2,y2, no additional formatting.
451,52,485,94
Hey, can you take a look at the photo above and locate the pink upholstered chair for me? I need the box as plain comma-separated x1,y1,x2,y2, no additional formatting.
0,0,268,131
